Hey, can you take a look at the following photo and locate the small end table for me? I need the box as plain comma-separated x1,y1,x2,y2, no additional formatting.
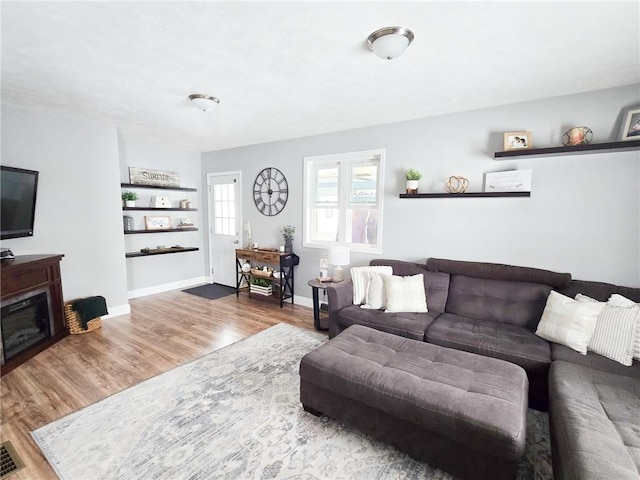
308,279,331,331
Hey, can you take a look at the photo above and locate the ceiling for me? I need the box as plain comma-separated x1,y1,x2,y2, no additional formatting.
2,1,639,153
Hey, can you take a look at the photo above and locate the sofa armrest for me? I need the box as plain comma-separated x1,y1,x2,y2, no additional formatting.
327,280,353,314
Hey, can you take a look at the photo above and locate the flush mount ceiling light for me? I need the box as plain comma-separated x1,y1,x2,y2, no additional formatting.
188,94,220,112
367,26,414,60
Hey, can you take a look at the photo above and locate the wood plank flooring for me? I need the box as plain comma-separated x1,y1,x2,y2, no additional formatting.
0,289,321,479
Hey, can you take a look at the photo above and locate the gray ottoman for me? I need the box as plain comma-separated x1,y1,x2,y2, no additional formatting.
299,325,528,480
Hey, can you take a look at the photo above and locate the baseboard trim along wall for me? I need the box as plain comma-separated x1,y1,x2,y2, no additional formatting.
104,303,131,319
128,276,209,299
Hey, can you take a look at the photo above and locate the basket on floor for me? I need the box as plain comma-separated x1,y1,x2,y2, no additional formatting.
64,301,102,334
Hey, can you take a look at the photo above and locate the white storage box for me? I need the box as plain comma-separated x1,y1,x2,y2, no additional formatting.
150,196,171,208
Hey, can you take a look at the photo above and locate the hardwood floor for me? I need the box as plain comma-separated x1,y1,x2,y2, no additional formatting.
0,289,321,479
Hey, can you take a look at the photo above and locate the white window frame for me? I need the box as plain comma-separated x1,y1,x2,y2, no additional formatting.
303,148,384,254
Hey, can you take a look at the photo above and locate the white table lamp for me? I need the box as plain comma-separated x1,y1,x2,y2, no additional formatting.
328,247,350,282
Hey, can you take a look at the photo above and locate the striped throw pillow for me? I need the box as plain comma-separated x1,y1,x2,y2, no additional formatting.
350,266,393,305
607,294,640,361
576,293,639,365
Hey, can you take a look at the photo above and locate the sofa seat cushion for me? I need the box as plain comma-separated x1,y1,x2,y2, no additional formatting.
551,343,640,378
335,304,439,341
426,313,551,372
549,360,640,480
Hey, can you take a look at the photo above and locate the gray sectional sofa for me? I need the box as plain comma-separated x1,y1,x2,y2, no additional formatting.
326,257,640,480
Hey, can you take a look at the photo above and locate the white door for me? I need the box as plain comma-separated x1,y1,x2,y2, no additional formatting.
207,172,242,287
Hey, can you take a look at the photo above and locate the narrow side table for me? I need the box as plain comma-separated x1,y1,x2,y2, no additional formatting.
308,279,331,331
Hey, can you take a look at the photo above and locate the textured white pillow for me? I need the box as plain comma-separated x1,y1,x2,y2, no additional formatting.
536,291,604,354
350,266,393,305
361,272,387,310
606,294,640,361
383,274,428,313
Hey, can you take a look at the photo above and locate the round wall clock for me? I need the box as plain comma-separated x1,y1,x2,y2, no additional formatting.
253,167,289,216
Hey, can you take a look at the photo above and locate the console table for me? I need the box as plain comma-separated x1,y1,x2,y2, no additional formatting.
236,249,299,307
1,254,67,376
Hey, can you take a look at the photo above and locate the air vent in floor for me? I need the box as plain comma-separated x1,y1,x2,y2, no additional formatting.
0,441,25,479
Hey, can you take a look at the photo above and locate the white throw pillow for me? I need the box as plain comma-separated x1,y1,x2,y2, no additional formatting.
361,272,388,310
536,291,604,354
350,266,393,305
588,305,639,366
606,294,640,361
383,274,428,313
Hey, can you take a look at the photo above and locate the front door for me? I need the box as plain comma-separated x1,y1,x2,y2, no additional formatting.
207,172,242,287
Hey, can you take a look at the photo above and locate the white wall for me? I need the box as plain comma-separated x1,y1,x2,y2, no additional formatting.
202,85,640,293
118,138,207,295
1,105,130,312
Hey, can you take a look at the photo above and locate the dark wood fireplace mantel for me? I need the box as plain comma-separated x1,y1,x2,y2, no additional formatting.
1,254,68,376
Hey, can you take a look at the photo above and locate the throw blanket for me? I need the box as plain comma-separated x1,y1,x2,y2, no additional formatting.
71,296,108,330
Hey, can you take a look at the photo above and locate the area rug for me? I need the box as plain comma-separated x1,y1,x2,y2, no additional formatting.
182,282,236,300
32,324,552,479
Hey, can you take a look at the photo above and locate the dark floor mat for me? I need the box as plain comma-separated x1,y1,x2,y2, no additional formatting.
182,283,236,301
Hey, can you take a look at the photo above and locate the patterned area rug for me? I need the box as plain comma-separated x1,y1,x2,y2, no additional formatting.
32,324,552,479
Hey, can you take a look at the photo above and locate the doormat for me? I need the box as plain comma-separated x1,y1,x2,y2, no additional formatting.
182,283,236,301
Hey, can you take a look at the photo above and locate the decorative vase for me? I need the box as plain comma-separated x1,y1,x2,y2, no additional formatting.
284,239,293,253
125,200,136,207
406,180,419,194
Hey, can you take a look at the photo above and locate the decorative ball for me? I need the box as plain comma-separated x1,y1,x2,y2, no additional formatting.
562,126,593,146
445,176,469,194
242,262,251,273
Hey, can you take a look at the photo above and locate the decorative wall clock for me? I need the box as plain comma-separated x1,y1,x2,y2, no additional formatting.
253,167,289,216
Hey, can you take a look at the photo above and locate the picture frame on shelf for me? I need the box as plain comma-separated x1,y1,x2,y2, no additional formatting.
619,107,640,141
144,215,171,230
484,169,532,192
503,131,532,151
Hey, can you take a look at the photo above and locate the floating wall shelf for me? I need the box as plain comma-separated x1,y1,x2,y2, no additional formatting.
125,247,200,258
120,183,198,192
123,207,197,211
124,228,198,234
494,140,640,159
399,192,530,199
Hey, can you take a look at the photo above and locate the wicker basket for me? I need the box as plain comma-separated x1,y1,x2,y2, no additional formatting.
64,301,102,334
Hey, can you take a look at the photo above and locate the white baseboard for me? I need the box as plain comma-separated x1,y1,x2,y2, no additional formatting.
294,295,313,309
104,303,131,319
127,276,209,299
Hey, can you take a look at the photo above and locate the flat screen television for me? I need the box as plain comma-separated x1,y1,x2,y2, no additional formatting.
1,166,39,240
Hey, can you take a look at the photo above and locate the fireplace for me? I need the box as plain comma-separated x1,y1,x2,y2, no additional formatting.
1,288,54,364
1,254,67,375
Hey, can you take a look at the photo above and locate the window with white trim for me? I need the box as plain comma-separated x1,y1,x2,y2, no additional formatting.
303,149,384,253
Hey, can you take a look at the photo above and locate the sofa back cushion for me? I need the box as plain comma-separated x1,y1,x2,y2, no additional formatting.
370,259,450,313
446,275,553,329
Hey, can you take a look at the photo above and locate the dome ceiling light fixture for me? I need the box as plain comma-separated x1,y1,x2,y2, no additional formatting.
367,26,415,60
188,94,220,112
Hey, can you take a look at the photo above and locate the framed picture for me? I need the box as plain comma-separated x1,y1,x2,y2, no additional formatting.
144,215,171,230
484,169,532,192
503,131,533,151
619,107,640,141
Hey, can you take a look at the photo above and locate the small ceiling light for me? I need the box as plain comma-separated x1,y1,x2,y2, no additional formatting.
367,26,414,60
188,94,220,112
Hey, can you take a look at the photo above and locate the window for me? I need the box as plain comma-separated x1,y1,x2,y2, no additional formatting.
303,149,384,253
212,183,236,235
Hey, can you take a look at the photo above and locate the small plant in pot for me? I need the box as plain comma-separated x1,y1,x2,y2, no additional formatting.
405,169,422,194
281,225,295,253
122,191,138,207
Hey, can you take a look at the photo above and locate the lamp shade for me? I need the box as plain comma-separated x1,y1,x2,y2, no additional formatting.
328,247,350,266
367,26,414,60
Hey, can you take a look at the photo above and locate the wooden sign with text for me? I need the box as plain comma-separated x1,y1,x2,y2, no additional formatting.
129,167,180,187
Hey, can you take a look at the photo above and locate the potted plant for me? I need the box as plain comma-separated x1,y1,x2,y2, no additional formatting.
281,225,295,253
250,276,273,296
122,191,138,207
405,169,422,194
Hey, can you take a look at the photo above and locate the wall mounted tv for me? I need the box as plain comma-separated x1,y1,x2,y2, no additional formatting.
1,166,39,240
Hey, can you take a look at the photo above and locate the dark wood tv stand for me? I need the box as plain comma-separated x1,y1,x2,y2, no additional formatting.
1,254,68,376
